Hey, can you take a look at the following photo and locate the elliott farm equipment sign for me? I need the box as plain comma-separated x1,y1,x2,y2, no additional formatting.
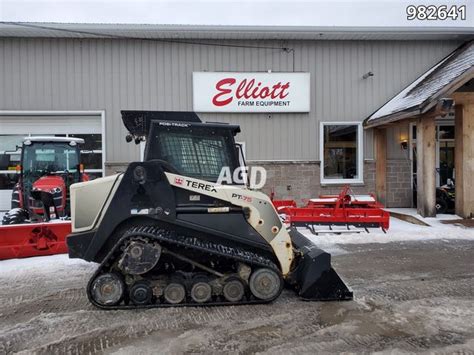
193,72,310,113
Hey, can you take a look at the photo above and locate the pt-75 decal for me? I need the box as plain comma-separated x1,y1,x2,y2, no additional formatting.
231,193,253,203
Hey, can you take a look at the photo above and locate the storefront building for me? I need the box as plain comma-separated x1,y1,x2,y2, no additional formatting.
0,23,472,214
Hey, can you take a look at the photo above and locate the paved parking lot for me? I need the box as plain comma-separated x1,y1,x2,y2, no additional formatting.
1,238,473,354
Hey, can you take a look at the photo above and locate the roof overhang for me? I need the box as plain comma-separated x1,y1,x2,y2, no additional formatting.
1,22,474,41
364,41,474,129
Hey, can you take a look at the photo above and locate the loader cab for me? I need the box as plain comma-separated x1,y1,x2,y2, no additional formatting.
144,121,242,183
122,111,243,185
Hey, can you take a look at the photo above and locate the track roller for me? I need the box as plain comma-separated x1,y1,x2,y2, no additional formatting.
164,283,186,304
249,268,282,301
90,273,125,306
129,281,153,305
222,278,245,302
190,282,212,303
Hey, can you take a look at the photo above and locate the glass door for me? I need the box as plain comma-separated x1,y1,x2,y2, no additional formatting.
410,121,455,205
437,125,455,187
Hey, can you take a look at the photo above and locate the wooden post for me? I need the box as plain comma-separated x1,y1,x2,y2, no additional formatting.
375,128,387,205
453,92,474,218
454,104,465,217
462,101,474,218
416,115,437,217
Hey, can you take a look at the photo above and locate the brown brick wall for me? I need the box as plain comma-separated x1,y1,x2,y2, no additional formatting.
386,159,413,208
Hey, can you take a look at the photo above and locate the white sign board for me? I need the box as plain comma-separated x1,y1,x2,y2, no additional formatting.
193,72,310,113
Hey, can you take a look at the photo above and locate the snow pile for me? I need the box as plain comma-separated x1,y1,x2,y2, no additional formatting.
0,254,89,276
301,217,474,247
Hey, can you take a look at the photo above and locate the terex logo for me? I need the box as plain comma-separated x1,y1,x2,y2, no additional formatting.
212,78,290,107
186,180,217,193
174,177,184,185
231,193,253,203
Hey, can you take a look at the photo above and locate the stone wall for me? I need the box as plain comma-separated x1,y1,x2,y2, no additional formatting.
386,159,413,208
249,161,376,205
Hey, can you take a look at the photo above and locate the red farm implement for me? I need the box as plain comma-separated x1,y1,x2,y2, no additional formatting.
0,221,70,260
272,185,390,234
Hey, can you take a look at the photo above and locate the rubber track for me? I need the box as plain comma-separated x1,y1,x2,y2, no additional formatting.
87,225,283,309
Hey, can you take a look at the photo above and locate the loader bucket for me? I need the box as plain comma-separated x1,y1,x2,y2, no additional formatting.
288,228,353,301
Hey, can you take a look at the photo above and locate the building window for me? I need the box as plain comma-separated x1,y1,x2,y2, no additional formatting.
320,122,363,184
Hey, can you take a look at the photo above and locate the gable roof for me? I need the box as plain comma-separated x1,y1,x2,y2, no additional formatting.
364,40,474,128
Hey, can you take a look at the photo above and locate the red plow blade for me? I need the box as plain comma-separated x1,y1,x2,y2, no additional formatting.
0,221,70,260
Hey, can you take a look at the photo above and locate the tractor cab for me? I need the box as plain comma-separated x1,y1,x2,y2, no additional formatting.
4,137,88,224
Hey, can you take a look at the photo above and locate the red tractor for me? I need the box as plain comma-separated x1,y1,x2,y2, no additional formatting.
0,137,89,259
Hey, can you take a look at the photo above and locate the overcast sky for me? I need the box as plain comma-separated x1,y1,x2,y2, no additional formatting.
1,0,472,27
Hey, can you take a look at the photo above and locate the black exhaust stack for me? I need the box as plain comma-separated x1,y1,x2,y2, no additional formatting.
288,228,353,301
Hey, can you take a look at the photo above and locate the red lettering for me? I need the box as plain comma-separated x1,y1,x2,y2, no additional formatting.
244,79,255,99
271,82,282,99
212,78,236,106
259,87,270,98
251,82,262,99
236,79,247,99
211,77,292,106
279,82,290,98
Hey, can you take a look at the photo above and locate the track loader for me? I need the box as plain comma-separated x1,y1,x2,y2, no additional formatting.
67,111,352,308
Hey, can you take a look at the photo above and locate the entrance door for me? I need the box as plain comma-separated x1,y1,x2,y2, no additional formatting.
437,125,455,186
410,120,455,206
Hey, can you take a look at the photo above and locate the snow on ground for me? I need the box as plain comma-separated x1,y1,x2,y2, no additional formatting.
1,216,471,275
300,216,474,254
0,215,473,353
0,253,89,276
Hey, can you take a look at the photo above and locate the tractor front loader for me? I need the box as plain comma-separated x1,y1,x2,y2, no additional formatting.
67,111,352,308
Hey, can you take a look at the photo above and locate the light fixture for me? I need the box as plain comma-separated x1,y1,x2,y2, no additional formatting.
362,71,374,79
400,138,408,150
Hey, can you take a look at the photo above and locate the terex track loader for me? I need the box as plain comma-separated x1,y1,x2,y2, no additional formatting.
67,111,352,309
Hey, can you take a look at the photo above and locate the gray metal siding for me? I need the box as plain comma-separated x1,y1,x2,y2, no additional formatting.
0,38,459,162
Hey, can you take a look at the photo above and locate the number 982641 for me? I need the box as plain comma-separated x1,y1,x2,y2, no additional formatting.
406,5,466,20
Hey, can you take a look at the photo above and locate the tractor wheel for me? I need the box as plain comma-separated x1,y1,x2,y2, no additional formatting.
2,208,29,225
435,199,448,214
